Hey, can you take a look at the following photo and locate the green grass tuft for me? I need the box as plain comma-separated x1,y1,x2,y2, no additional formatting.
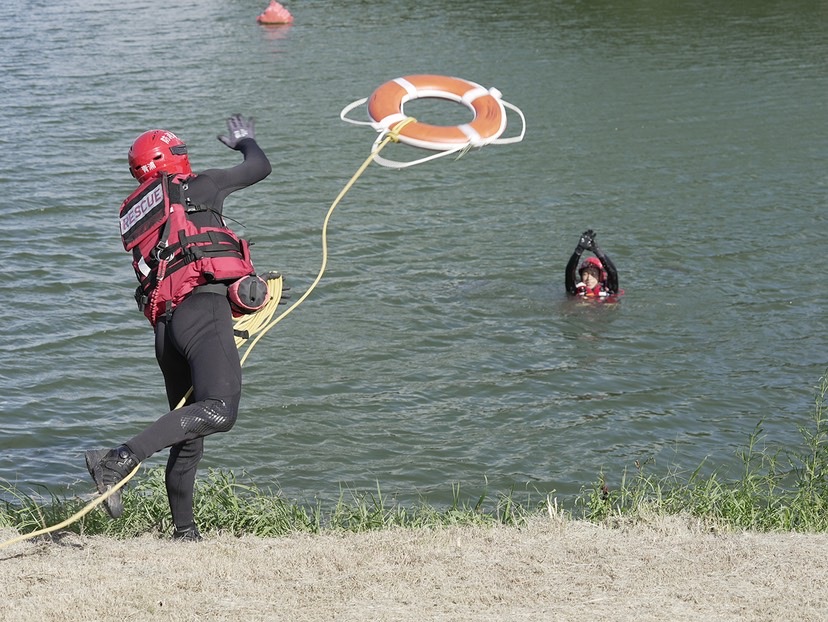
575,371,828,532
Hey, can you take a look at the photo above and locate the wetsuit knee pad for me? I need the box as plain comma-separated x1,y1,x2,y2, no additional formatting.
180,399,237,436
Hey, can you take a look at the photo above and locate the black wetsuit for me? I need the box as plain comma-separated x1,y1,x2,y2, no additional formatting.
564,244,619,296
124,138,271,532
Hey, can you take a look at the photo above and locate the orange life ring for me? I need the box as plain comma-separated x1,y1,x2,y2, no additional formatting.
367,75,506,151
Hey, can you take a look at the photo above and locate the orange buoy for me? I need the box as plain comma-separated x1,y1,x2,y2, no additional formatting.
257,0,293,25
366,75,506,151
340,74,526,168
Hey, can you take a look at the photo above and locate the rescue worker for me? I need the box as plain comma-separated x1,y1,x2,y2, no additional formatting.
85,114,271,540
565,229,619,298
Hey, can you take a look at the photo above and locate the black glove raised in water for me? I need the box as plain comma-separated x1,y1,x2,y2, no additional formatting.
218,113,256,150
578,229,596,252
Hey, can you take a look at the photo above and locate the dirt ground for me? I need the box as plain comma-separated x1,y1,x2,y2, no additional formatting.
2,515,828,622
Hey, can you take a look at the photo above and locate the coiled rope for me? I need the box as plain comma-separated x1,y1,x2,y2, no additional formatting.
0,118,417,551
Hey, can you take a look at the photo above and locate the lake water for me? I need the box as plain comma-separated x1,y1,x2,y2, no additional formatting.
1,0,826,508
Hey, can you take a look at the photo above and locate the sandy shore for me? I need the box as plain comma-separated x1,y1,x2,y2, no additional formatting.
2,515,828,621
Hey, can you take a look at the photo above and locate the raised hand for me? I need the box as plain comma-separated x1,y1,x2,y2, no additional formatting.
218,114,256,150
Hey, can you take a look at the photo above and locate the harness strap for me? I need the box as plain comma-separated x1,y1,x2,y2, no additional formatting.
138,231,247,294
136,244,247,295
159,230,241,261
191,283,229,296
164,246,245,276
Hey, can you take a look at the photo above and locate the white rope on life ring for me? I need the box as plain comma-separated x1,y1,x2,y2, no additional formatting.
340,74,526,169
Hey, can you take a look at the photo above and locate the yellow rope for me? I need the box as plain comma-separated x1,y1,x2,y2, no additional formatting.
0,118,416,551
237,117,417,365
0,463,140,550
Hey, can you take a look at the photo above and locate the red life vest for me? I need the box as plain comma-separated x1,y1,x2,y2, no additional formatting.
575,283,625,302
576,283,609,298
119,173,257,326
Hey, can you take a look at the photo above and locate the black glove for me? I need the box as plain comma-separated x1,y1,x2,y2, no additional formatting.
218,114,256,150
280,287,291,305
577,229,596,252
263,271,291,305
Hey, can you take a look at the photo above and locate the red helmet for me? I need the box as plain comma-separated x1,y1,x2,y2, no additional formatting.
128,129,192,183
579,256,606,281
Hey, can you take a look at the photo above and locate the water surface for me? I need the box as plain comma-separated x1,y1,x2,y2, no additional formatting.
0,0,826,506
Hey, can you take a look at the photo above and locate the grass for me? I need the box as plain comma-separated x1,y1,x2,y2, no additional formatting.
0,469,525,540
577,371,828,531
3,371,828,541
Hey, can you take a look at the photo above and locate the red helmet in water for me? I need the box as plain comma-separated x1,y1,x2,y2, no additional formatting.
128,129,192,183
579,256,606,282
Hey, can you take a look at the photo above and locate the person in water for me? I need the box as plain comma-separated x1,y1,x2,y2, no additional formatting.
565,229,619,298
85,114,272,540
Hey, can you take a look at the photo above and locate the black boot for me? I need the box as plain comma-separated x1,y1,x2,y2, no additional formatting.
172,524,203,542
84,445,139,519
